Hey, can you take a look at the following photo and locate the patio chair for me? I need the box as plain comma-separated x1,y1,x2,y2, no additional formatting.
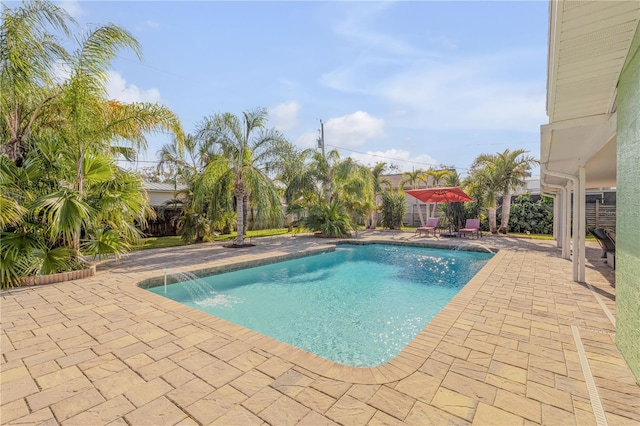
416,217,439,237
589,228,615,258
458,219,481,239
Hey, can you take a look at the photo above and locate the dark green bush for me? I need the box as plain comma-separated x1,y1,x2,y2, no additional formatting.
381,192,407,229
498,194,553,234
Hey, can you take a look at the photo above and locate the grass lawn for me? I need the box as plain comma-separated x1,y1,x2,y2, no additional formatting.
136,227,592,251
135,228,293,251
402,226,557,240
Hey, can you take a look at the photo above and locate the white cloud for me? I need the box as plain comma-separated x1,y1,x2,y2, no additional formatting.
51,61,71,84
334,2,421,57
324,111,385,147
382,56,547,132
348,149,438,173
294,130,320,150
269,101,300,131
106,71,161,103
136,20,160,31
293,111,384,150
58,0,83,19
323,4,545,135
322,52,546,134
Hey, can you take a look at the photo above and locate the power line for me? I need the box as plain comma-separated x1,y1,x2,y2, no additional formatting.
324,143,469,172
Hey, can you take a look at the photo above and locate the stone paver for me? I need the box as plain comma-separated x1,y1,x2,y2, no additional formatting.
2,233,639,425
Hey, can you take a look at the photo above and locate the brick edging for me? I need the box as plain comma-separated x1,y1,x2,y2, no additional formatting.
18,264,96,286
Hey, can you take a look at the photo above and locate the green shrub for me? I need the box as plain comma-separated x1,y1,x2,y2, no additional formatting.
498,194,553,234
303,201,355,238
381,192,407,229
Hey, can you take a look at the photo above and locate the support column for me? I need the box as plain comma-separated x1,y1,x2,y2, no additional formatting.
562,185,571,260
578,166,586,282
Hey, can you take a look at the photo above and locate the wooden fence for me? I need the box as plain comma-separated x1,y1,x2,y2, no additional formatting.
586,201,616,229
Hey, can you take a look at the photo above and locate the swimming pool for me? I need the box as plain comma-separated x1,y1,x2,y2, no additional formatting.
149,244,492,367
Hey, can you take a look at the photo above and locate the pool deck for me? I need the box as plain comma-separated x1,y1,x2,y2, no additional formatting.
1,231,638,425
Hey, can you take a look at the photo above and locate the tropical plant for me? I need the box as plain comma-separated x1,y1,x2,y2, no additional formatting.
424,168,452,218
284,149,376,230
0,0,75,165
400,169,428,225
465,162,501,233
195,108,285,246
271,141,310,229
474,149,538,234
499,194,553,234
436,170,467,231
1,3,184,287
303,200,355,238
332,157,375,227
381,191,407,230
369,162,391,229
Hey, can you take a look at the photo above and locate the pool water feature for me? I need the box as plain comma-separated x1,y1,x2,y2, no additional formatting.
149,244,493,367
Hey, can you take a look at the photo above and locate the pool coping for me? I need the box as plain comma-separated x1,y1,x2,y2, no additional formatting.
125,241,504,385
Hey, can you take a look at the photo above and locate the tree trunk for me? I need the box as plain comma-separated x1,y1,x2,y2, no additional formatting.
242,194,249,236
416,203,425,226
1,139,26,166
500,192,511,234
72,148,84,258
236,189,244,245
488,206,497,234
324,179,331,205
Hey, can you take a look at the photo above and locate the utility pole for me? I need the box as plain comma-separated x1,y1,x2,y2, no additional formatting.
318,119,330,204
318,119,325,158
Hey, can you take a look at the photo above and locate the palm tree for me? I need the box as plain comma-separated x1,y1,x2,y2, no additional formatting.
424,168,452,218
439,170,465,231
1,6,185,286
157,134,202,185
272,142,311,229
465,162,500,233
475,149,538,234
195,108,286,246
369,162,391,229
400,169,428,225
333,158,374,227
50,23,183,255
1,0,75,164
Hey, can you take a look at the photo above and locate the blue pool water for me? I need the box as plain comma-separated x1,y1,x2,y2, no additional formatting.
149,244,492,367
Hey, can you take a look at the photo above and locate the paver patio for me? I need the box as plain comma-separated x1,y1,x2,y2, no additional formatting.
1,232,639,425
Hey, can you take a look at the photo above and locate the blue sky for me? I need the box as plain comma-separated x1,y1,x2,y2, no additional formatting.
59,1,548,175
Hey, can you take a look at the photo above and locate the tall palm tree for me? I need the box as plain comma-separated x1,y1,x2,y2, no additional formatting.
333,157,374,227
271,141,310,229
1,0,75,164
1,4,185,286
51,23,183,254
475,149,538,234
465,162,500,233
284,148,344,207
157,134,204,186
370,162,391,229
195,108,286,246
400,169,428,225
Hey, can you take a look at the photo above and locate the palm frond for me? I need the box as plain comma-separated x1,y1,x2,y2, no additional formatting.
81,228,129,260
33,189,94,244
0,195,27,228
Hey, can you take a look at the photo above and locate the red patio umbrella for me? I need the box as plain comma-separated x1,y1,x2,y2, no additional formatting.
405,187,473,203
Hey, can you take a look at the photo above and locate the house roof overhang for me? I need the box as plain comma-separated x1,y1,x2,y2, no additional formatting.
541,0,640,190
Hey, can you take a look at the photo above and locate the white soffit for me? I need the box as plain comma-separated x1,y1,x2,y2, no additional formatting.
542,0,639,187
547,1,640,122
